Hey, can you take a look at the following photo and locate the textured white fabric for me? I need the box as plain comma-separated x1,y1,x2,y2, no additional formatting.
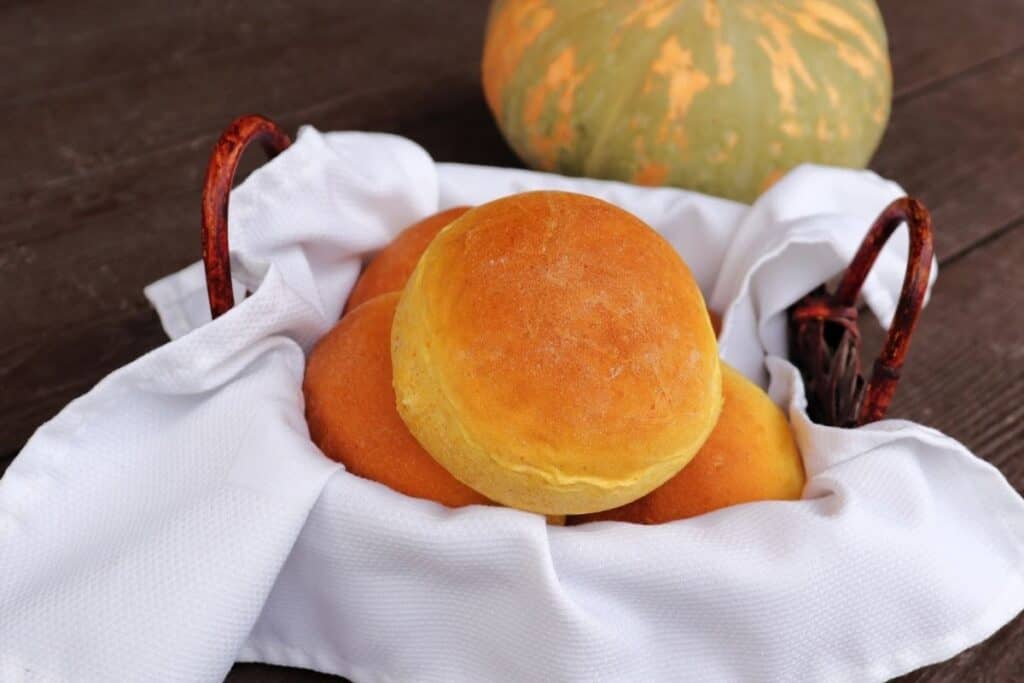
1,126,1021,683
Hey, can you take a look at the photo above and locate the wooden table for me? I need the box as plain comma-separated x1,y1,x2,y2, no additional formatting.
2,2,1021,680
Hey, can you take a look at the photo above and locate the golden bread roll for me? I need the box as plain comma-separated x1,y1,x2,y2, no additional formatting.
572,363,805,525
345,206,471,314
391,190,722,515
304,292,490,508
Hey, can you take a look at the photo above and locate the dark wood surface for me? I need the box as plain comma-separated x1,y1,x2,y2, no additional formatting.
1,2,1021,681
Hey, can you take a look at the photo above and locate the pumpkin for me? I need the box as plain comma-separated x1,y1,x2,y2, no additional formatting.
482,0,892,202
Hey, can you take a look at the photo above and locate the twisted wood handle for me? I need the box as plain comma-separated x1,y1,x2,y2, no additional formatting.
790,197,934,426
836,197,934,423
201,114,292,319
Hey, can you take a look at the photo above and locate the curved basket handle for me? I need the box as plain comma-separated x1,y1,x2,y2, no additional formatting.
835,197,934,423
790,197,934,426
201,114,292,319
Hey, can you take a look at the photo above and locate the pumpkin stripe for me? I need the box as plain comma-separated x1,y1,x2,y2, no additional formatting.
578,11,682,177
522,47,591,169
801,0,885,61
624,0,678,30
703,0,722,28
647,37,711,147
749,6,819,118
482,0,556,116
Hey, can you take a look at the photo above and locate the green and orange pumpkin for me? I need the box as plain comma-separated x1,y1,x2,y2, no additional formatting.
482,0,891,202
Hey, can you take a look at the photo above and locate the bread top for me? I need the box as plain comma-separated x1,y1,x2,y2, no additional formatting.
393,191,721,513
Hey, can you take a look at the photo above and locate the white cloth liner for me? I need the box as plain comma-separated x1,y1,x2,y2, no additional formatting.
1,126,1021,683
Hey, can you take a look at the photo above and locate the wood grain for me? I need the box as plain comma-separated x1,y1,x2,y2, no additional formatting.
0,0,494,196
873,50,1024,261
880,0,1024,99
1,1,1022,681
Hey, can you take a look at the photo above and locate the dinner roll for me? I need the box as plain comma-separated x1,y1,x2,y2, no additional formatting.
573,363,805,524
345,206,471,314
391,191,722,514
304,292,490,508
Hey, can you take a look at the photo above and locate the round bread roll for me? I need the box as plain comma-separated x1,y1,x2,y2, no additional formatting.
345,206,471,314
391,190,722,515
304,292,490,508
572,363,805,525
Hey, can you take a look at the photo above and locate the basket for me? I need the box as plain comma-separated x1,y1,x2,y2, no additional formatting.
200,114,934,428
9,114,1024,683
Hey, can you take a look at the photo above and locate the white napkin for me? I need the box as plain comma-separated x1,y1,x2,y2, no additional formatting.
1,126,1021,683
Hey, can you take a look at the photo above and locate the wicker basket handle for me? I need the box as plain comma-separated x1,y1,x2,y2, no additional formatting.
201,114,292,319
790,197,934,426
